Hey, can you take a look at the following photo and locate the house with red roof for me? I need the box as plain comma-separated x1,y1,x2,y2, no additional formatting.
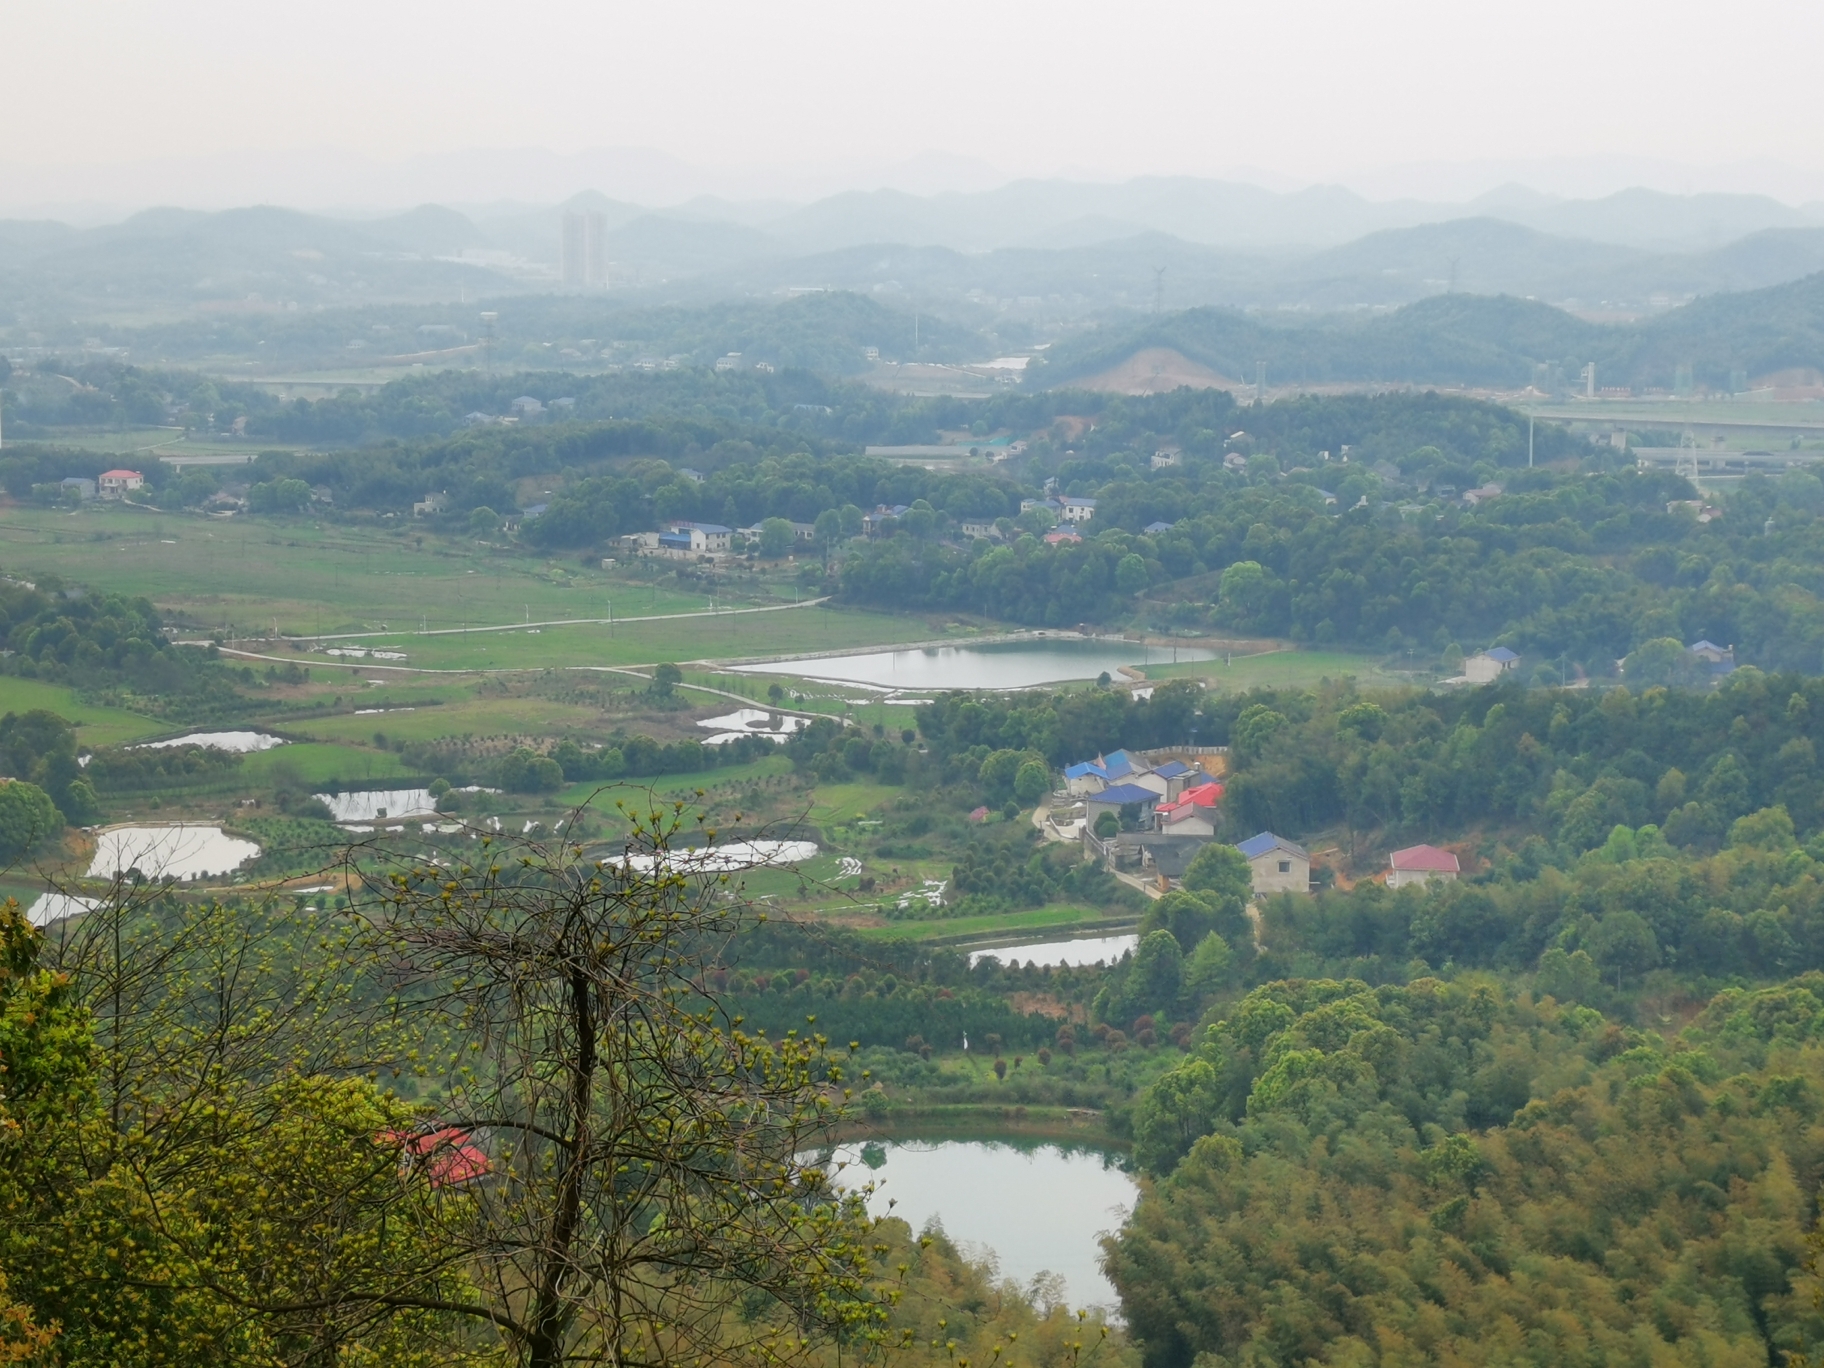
386,1126,490,1187
1388,843,1461,888
1154,781,1223,837
98,469,143,498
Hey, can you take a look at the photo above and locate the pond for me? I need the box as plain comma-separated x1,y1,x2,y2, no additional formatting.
825,1138,1135,1311
317,788,440,822
620,839,819,874
26,892,99,926
131,730,287,753
88,825,262,880
735,637,1214,692
969,933,1139,968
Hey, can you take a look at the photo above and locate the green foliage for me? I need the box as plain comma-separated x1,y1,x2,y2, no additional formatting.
248,477,312,514
1111,974,1824,1368
0,780,62,862
1183,842,1252,905
1014,758,1050,804
0,709,99,823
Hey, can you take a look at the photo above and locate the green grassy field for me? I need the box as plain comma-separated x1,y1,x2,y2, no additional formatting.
271,605,934,674
0,678,163,745
239,743,414,788
1143,648,1413,693
846,904,1130,944
0,506,781,637
554,756,795,811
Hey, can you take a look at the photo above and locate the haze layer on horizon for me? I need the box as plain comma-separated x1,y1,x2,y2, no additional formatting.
9,0,1824,215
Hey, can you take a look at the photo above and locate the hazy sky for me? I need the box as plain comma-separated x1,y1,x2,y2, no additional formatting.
11,0,1824,205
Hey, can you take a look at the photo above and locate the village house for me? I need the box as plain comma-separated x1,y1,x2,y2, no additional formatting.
1388,844,1461,888
1132,759,1202,801
863,504,910,536
1462,646,1520,683
1689,640,1736,676
1064,749,1146,796
1154,781,1223,837
1058,496,1098,523
960,519,1001,540
1236,832,1310,894
1083,782,1159,828
98,469,144,498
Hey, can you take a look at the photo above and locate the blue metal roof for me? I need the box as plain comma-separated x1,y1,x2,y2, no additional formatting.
1064,761,1105,780
1153,760,1192,778
1484,646,1519,663
1144,520,1176,534
1088,783,1158,805
1101,749,1139,777
1236,831,1306,860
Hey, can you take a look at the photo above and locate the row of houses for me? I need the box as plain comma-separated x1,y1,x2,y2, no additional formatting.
56,469,144,501
1064,745,1462,896
1018,495,1097,523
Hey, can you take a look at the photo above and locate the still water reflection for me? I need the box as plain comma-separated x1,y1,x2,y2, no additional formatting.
825,1138,1136,1311
738,638,1213,691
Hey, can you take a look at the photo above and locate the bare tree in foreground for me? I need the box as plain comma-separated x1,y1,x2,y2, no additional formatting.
357,799,891,1368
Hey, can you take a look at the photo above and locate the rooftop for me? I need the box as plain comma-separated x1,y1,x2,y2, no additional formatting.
1389,843,1460,872
1236,831,1308,860
1088,782,1159,805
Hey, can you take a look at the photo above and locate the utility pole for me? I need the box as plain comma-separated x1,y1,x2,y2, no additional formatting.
1528,414,1534,468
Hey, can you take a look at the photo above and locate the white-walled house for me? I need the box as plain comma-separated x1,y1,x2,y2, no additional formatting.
1388,844,1461,888
1236,832,1309,894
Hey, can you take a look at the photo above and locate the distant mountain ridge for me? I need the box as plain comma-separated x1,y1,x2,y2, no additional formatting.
1033,272,1824,395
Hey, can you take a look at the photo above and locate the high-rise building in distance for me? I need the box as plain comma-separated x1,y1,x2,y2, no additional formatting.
561,210,607,290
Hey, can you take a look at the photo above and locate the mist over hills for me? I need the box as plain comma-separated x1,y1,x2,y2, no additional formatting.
9,175,1824,328
1036,272,1824,394
8,173,1824,402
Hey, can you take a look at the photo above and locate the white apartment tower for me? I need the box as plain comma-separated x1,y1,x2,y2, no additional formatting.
561,210,608,290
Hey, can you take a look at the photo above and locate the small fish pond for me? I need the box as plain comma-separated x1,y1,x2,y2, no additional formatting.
822,1137,1137,1312
736,637,1213,692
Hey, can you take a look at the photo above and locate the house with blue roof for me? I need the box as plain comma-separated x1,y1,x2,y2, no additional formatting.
1143,520,1176,535
1083,782,1160,827
1235,832,1310,895
1063,748,1148,796
1463,646,1520,684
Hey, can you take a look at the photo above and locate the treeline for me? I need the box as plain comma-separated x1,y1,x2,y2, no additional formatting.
834,443,1824,671
1111,973,1824,1368
1214,669,1824,849
0,575,207,695
1256,811,1824,993
399,728,781,792
523,448,1021,548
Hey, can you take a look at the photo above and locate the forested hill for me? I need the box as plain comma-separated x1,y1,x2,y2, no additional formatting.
1034,271,1824,392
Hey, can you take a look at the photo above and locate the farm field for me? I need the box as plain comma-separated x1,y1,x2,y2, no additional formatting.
1141,647,1414,693
0,505,791,636
846,903,1132,944
0,677,164,746
270,603,927,673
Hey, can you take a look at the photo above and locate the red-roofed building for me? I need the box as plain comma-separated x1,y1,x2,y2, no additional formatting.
385,1126,490,1187
99,469,144,498
1388,844,1461,888
1155,781,1223,837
